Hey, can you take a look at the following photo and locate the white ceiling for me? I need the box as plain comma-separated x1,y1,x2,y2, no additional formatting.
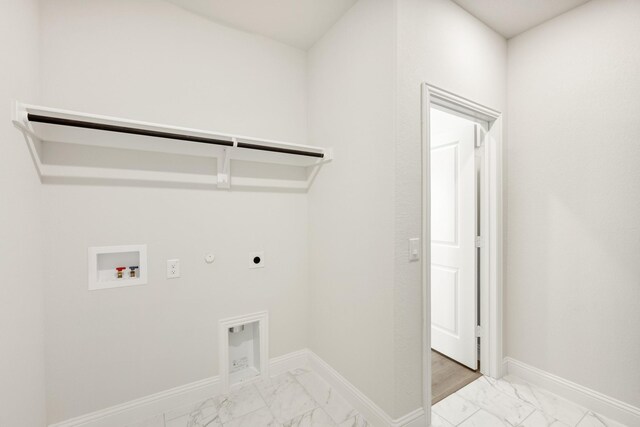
166,0,358,50
451,0,591,38
167,0,592,48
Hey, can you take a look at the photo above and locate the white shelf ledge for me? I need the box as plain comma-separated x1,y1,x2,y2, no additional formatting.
12,102,332,190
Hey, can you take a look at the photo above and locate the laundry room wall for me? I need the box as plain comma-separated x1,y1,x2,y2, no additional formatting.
307,0,398,417
39,0,311,422
0,1,46,426
507,0,640,408
393,0,507,416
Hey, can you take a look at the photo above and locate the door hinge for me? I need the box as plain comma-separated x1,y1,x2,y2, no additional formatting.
475,236,484,248
475,325,483,338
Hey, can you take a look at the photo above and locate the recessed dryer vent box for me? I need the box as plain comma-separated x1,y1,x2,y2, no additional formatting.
88,245,147,291
219,311,268,390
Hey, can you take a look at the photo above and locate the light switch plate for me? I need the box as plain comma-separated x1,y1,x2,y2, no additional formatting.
408,238,420,261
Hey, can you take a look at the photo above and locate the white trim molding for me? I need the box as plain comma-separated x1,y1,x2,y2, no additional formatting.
49,349,427,427
269,349,309,377
504,357,640,426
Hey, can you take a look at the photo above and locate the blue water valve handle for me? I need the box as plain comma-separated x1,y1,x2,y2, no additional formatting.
129,266,139,278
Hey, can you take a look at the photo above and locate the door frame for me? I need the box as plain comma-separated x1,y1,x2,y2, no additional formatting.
421,83,504,424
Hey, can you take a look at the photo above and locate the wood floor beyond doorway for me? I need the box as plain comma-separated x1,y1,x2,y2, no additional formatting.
431,350,482,404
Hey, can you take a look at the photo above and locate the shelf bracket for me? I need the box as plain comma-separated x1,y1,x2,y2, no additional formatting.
12,101,46,179
217,140,234,189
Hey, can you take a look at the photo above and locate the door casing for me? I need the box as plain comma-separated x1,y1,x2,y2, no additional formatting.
421,83,504,426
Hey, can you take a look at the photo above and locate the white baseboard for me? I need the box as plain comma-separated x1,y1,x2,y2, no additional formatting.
270,348,310,377
49,376,223,427
306,350,425,427
49,350,309,427
504,357,640,427
50,349,426,427
392,408,426,427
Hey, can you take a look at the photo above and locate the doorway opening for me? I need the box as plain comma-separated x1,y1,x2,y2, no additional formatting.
430,105,485,403
421,84,504,422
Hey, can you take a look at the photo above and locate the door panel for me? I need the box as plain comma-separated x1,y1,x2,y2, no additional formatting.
431,144,458,245
431,266,458,334
431,117,477,370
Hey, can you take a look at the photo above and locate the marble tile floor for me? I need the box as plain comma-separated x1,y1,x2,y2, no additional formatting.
126,368,370,427
432,375,628,427
126,370,628,427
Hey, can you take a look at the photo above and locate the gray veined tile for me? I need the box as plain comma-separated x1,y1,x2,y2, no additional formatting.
223,407,282,427
484,376,539,405
494,376,587,426
256,373,318,423
285,407,337,426
217,384,267,423
576,412,628,427
317,389,357,424
290,367,312,376
296,372,333,406
337,413,369,427
125,414,166,427
430,412,454,427
519,410,571,427
164,384,264,427
432,393,480,425
256,373,300,405
458,409,512,427
165,396,223,427
457,377,536,426
295,371,357,424
165,414,195,427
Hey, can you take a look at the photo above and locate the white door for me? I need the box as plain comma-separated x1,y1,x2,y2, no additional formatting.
431,120,478,370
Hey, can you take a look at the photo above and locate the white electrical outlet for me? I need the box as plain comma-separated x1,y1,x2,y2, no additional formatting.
167,259,180,278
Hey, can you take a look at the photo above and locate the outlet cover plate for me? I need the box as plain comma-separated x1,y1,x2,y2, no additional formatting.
167,259,180,278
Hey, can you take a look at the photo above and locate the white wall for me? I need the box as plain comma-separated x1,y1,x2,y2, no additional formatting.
39,0,310,422
507,0,640,408
394,0,506,416
0,1,46,426
307,0,506,419
307,0,398,417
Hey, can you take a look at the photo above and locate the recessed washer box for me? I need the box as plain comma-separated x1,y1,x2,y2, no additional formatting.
88,244,147,291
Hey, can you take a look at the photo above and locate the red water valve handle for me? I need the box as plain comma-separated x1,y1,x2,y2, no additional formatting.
116,267,126,272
